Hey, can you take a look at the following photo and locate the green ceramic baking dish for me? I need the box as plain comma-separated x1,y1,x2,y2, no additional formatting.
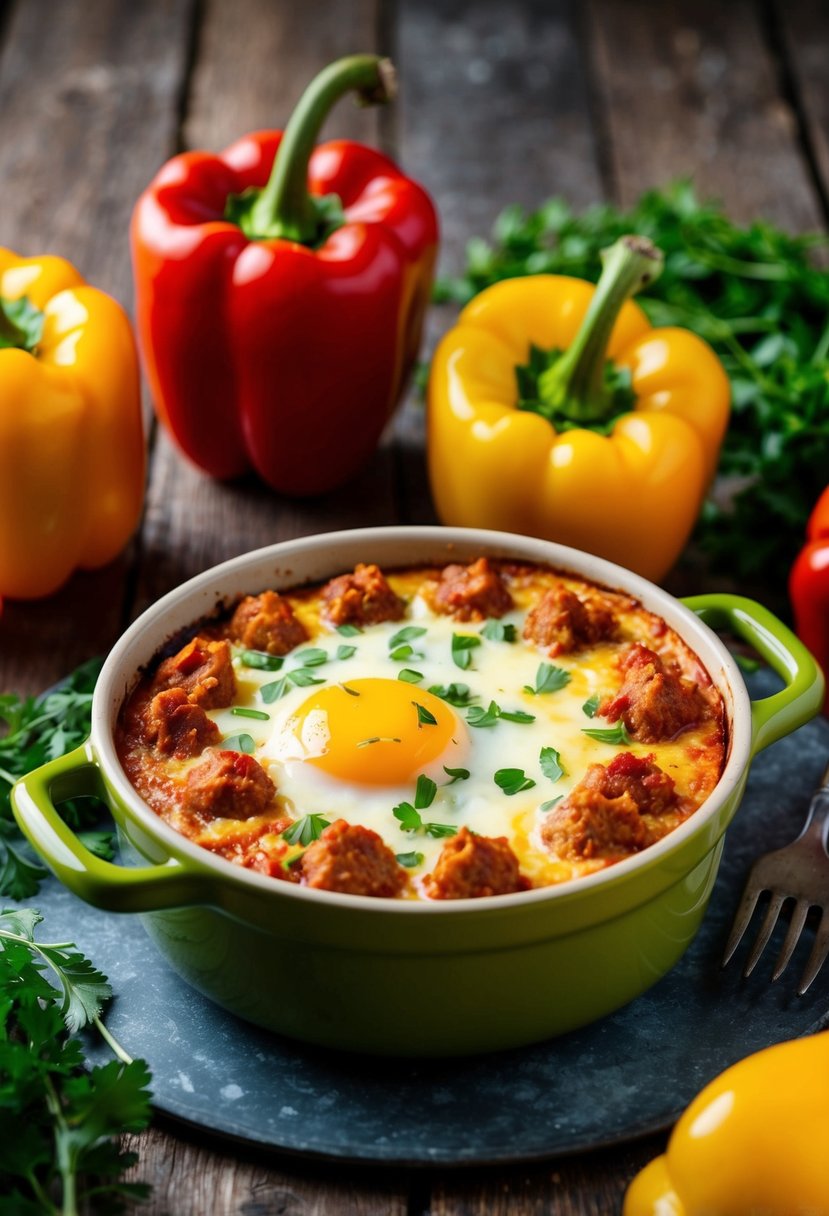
11,527,824,1056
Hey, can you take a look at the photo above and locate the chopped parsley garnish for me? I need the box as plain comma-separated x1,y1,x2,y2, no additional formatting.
524,663,571,695
443,766,471,784
539,746,565,782
282,813,331,845
582,721,633,745
390,643,423,662
389,625,427,649
239,649,284,671
425,823,459,839
582,694,601,718
357,736,402,748
494,768,536,796
451,633,482,670
230,707,270,721
336,643,357,660
340,683,360,697
221,732,256,753
393,800,457,839
261,665,327,701
396,851,424,868
428,681,477,706
414,774,438,809
466,700,535,728
295,647,328,666
398,668,424,684
336,624,362,637
481,619,517,643
283,668,326,688
540,795,563,812
413,701,438,727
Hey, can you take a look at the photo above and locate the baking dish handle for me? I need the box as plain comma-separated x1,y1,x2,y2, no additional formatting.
682,593,824,757
11,741,214,912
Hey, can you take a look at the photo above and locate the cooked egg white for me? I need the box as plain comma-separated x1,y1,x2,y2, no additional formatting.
202,595,715,884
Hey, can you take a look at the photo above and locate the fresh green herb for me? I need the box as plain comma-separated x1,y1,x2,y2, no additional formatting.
539,746,565,783
261,677,289,703
413,701,438,727
498,708,536,724
0,658,112,900
389,625,427,649
524,663,571,695
414,774,438,809
390,643,423,662
230,706,270,721
285,668,326,688
340,683,360,697
398,668,424,684
282,813,331,845
481,619,517,643
295,647,328,666
443,766,471,784
0,908,152,1211
494,768,536,796
428,681,478,706
436,181,829,591
452,633,482,670
336,624,362,637
582,694,601,718
336,644,357,661
221,731,256,753
239,649,284,671
357,736,402,748
393,803,458,839
466,700,534,728
540,795,563,812
735,653,762,673
582,722,633,745
396,851,424,868
465,700,501,728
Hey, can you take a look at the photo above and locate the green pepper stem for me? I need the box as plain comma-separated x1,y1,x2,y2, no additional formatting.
248,54,396,243
538,235,664,423
0,298,28,349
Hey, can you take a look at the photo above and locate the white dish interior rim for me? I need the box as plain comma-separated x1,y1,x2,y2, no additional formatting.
93,526,752,915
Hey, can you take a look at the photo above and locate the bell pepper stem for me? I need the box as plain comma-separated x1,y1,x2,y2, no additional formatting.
0,298,28,349
538,235,663,423
248,54,396,244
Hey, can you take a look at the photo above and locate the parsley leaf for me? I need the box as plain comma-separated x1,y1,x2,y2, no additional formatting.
396,851,424,868
451,633,482,670
539,746,565,783
466,701,535,728
443,766,471,784
398,668,424,684
413,701,438,727
582,722,633,745
336,644,357,661
282,813,331,845
221,732,255,754
481,619,517,643
393,802,457,838
336,624,362,637
389,625,427,649
582,694,601,718
540,795,563,812
428,681,477,706
524,663,571,695
295,648,328,666
414,775,438,809
494,768,536,796
239,649,284,671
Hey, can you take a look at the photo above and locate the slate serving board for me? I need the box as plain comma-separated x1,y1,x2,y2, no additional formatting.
23,668,829,1166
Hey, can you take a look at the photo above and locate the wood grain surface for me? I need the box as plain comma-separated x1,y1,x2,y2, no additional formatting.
0,0,825,1211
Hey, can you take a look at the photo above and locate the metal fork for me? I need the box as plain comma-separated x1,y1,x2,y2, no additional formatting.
723,760,829,994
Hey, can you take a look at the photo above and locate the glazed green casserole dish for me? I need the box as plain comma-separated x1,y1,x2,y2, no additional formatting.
11,527,824,1056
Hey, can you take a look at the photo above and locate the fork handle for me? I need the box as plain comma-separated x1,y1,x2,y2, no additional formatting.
682,594,825,757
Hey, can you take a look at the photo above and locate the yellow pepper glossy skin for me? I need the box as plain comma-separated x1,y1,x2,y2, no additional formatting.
427,243,730,583
624,1031,829,1216
0,250,144,599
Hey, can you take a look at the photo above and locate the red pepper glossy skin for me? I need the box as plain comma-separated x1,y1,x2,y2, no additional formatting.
790,485,829,714
131,133,438,494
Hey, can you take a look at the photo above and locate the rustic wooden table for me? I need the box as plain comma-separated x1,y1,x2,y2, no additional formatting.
1,0,826,1210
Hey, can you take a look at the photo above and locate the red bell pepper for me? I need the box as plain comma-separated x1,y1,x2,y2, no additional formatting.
131,55,438,495
790,485,829,714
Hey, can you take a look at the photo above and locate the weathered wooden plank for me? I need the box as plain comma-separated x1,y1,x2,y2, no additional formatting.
587,0,823,231
134,0,400,614
0,0,194,696
391,0,603,526
121,1125,409,1216
774,0,829,212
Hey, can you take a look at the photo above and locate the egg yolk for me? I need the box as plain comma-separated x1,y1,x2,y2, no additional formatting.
289,679,464,786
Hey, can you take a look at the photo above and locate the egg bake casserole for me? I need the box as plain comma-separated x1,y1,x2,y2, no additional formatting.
116,558,726,900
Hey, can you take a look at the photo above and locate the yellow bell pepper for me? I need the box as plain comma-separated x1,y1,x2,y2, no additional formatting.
0,250,144,599
427,236,730,583
624,1031,829,1215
